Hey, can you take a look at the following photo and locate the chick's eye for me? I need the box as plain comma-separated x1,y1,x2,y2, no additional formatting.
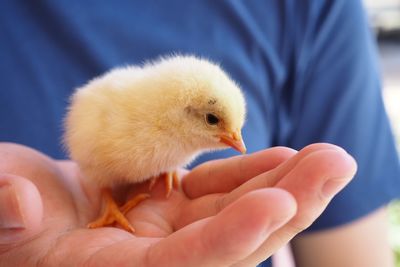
205,113,219,125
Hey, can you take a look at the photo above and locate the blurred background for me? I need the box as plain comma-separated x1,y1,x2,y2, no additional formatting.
357,0,400,265
274,1,400,266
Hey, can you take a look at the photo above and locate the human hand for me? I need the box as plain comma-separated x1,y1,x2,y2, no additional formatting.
182,143,357,266
0,143,356,266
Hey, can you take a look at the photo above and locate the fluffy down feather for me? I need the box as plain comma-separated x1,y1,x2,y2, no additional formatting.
64,55,246,187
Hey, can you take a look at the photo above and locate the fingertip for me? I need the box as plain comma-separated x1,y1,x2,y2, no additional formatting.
264,188,297,226
205,188,297,262
234,188,297,232
302,148,358,181
262,146,298,157
301,143,347,154
0,173,43,242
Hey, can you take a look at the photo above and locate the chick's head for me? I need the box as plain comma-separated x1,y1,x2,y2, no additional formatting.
149,56,247,154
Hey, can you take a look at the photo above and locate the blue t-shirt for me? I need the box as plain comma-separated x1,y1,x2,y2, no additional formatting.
1,1,399,266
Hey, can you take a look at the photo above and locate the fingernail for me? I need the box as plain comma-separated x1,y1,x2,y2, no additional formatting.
321,178,347,198
0,184,25,229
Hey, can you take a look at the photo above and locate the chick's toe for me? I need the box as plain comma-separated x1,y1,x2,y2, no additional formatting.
88,188,145,233
148,171,179,198
165,171,180,198
120,193,151,215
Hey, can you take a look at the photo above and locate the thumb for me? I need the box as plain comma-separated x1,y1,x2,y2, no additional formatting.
0,173,43,245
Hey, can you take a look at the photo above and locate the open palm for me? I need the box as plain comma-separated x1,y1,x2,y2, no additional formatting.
0,143,356,267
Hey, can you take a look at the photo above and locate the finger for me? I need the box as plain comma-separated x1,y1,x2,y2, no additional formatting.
273,143,347,184
145,189,297,267
179,144,349,227
226,143,347,197
276,149,357,231
237,148,357,266
183,147,297,198
0,173,43,245
0,143,84,224
83,189,296,267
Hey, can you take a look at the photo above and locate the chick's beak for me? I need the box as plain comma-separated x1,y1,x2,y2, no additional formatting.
218,131,246,154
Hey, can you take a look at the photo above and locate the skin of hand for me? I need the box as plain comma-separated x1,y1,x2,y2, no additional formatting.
0,142,356,267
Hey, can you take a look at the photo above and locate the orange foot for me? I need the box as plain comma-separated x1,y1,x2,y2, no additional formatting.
148,171,179,198
87,188,149,233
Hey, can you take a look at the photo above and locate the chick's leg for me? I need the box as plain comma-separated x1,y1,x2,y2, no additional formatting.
120,193,150,215
88,188,139,233
147,171,179,197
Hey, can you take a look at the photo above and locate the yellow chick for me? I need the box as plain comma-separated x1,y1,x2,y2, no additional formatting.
64,55,246,233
